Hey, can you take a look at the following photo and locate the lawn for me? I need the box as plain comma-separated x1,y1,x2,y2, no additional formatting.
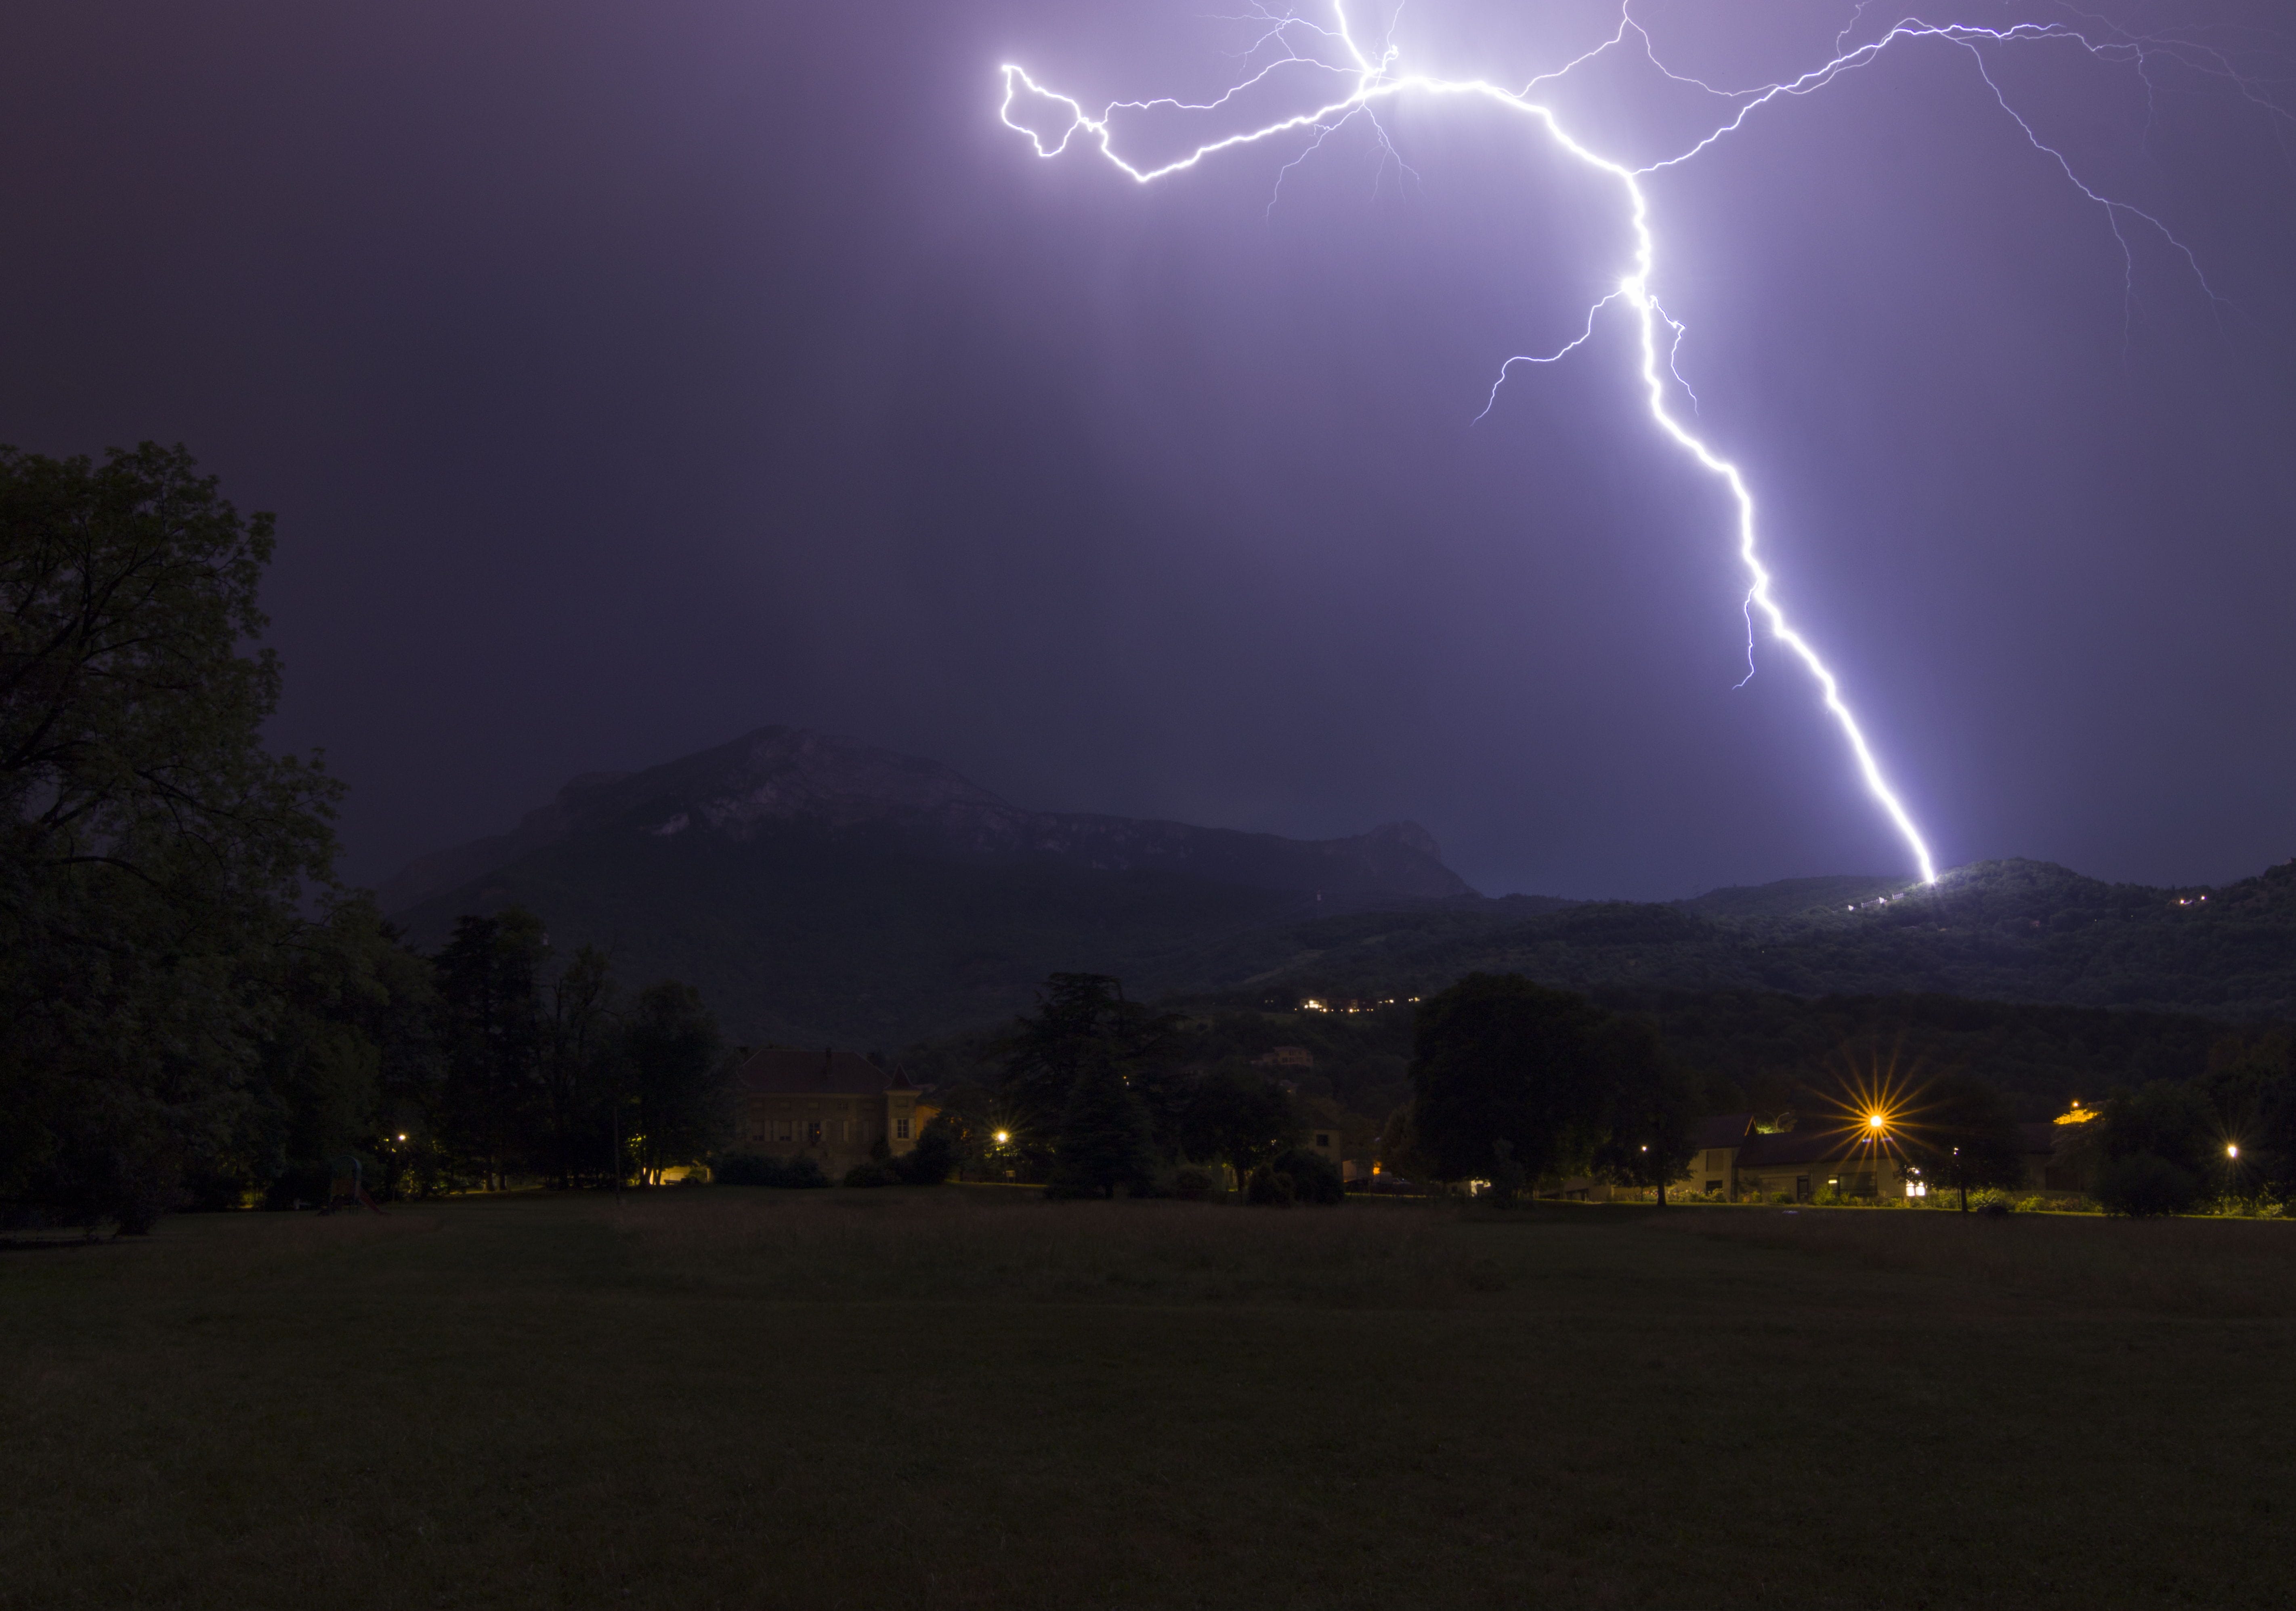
3,1190,2291,1610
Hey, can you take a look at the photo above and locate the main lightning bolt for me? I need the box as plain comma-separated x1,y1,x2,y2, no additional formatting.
997,4,2246,888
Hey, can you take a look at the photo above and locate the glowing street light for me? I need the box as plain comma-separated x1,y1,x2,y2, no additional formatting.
993,1130,1011,1146
2227,1143,2240,1159
1866,1112,1889,1134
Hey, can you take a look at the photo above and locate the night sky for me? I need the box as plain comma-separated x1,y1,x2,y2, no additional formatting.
4,0,2290,900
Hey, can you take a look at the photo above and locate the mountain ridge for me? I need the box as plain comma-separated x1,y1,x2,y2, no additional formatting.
372,725,2296,1046
378,726,1472,916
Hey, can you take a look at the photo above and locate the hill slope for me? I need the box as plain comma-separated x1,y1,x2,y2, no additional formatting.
1241,856,2296,1022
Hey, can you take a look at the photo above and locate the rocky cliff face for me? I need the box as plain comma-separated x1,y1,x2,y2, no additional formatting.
376,726,1473,914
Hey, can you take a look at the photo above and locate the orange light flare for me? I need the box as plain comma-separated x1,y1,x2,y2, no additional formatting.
1808,1048,1939,1163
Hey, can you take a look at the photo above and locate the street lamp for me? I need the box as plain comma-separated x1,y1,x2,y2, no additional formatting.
994,1130,1010,1146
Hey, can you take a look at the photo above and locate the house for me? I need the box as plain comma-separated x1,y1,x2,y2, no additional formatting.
1730,1126,1918,1202
1682,1113,1756,1197
732,1047,932,1173
1252,1046,1315,1071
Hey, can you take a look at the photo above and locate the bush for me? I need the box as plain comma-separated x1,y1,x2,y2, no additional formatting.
1169,1166,1219,1201
1265,1147,1344,1206
1244,1166,1296,1206
891,1128,957,1186
1971,1188,2016,1216
843,1161,897,1189
715,1153,829,1189
2095,1152,2204,1217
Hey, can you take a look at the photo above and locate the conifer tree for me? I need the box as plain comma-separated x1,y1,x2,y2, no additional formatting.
1046,1062,1153,1199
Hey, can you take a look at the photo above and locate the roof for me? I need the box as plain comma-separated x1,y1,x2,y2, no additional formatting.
733,1046,913,1096
1734,1126,1898,1169
1691,1113,1755,1150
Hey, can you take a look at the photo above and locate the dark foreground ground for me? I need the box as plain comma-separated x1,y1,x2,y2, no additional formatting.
3,1190,2291,1610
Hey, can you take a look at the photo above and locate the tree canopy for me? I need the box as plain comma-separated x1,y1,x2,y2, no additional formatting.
1899,1074,2029,1211
2,443,340,1227
1410,974,1643,1185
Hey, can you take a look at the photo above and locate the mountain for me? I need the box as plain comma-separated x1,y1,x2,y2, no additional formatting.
381,726,1478,1045
379,725,2296,1048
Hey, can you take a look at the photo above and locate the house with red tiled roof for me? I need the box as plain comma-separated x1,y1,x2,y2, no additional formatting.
731,1047,932,1173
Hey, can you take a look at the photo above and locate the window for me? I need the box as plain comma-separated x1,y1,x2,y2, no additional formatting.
776,1120,793,1143
1852,1172,1876,1197
1705,1180,1721,1195
1314,1133,1331,1149
1795,1175,1811,1202
896,1118,910,1140
806,1122,822,1145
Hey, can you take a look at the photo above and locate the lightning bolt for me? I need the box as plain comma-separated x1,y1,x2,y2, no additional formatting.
996,4,2252,888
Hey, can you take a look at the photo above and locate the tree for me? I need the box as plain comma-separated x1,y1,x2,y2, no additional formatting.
1178,1068,1297,1191
619,980,726,1184
1902,1074,2028,1212
1045,1063,1154,1199
538,945,617,1189
1410,975,1610,1186
1002,973,1175,1135
243,893,439,1206
1255,1145,1344,1206
433,909,547,1190
2199,1035,2289,1203
1589,1016,1699,1205
2093,1080,2219,1215
1,443,341,1229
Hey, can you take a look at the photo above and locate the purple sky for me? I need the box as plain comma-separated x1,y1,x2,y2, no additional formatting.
3,0,2291,899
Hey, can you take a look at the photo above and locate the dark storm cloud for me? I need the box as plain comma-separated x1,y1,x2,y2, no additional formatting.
2,0,2290,897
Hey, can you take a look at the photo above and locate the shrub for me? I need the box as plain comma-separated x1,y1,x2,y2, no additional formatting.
843,1161,897,1189
891,1128,957,1186
1264,1147,1344,1206
714,1153,829,1189
1971,1188,2016,1216
1244,1166,1296,1206
1169,1166,1219,1201
2094,1152,2204,1217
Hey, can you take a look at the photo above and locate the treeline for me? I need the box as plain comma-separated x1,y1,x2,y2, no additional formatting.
1406,977,2296,1216
915,974,1343,1202
0,444,730,1230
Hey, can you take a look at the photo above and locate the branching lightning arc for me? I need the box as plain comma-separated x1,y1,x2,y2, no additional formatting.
997,4,2239,888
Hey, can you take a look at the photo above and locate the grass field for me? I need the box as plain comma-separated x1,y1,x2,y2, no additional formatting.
5,1191,2292,1610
